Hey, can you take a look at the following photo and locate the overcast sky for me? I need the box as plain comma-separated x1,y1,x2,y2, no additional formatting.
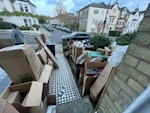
30,0,150,16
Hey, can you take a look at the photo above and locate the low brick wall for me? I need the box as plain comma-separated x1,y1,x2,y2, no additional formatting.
98,4,150,113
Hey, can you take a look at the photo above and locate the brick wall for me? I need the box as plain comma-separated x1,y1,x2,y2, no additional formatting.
97,4,150,113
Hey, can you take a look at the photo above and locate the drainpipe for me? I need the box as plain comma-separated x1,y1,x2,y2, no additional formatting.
124,84,150,113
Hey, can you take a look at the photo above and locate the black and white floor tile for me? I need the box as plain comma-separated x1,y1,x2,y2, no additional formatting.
52,45,81,105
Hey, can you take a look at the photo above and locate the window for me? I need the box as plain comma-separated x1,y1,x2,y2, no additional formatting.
23,19,28,26
113,9,116,13
24,4,28,12
92,19,97,24
34,20,36,24
19,3,24,12
94,9,99,14
112,18,115,23
28,19,32,26
91,28,95,32
101,10,104,15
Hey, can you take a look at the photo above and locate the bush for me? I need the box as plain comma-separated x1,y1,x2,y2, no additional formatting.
91,35,111,49
116,33,135,45
19,26,33,30
109,30,121,36
0,21,12,29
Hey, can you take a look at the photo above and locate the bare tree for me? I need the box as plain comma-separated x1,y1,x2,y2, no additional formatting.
54,0,67,22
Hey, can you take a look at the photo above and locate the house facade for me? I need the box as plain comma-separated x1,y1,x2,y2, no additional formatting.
122,8,144,34
77,2,121,34
103,2,120,34
0,0,39,27
115,7,130,32
77,2,109,33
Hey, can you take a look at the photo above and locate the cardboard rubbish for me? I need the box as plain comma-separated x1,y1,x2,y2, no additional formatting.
41,95,56,113
74,47,83,64
90,63,117,100
40,34,50,43
0,97,19,113
0,44,43,84
104,47,111,56
37,48,48,64
35,37,58,68
39,65,53,83
64,49,72,56
82,74,98,96
0,39,15,48
1,81,43,107
96,48,105,54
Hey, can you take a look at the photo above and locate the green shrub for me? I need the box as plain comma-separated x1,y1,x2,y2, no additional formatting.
109,30,121,36
91,35,111,49
0,21,12,29
19,26,33,30
116,33,135,45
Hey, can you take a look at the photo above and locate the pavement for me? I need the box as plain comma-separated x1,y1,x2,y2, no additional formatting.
0,28,51,36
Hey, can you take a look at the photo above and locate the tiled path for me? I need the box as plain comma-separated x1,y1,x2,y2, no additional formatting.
52,45,81,105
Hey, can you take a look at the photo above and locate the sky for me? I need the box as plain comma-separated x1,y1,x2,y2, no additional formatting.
30,0,150,16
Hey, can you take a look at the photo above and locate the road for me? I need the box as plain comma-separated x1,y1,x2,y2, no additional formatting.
0,28,71,45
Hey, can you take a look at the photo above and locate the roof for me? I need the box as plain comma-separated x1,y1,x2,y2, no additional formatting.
19,0,36,7
77,2,108,12
120,7,130,13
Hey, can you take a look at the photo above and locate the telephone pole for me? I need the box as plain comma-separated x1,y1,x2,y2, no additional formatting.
101,0,111,34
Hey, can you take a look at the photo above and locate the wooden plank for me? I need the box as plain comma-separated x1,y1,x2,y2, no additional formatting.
95,67,118,110
39,65,53,83
35,37,59,68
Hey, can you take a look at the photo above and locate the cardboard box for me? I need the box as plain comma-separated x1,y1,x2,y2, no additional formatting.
82,74,98,96
0,97,19,113
0,39,15,48
64,49,72,57
79,67,84,85
41,95,56,113
90,63,117,100
104,47,111,56
37,48,48,64
74,47,83,64
96,48,105,54
1,81,43,113
0,45,43,84
40,34,50,43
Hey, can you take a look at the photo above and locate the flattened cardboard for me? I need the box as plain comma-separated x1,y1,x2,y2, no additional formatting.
82,75,97,96
0,97,19,113
39,65,53,83
37,48,48,64
42,95,56,113
96,48,105,54
24,81,43,107
104,47,111,56
85,61,107,68
7,91,22,104
40,34,50,43
35,37,58,68
90,63,117,99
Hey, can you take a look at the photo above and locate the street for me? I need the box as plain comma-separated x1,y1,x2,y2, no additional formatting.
0,28,71,45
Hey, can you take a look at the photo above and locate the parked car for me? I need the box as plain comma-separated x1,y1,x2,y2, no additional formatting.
64,27,72,33
62,32,91,40
43,24,53,32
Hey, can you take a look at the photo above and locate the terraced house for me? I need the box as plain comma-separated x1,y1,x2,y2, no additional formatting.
0,0,39,27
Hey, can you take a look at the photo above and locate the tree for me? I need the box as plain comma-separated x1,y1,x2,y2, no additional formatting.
38,15,51,24
54,0,67,21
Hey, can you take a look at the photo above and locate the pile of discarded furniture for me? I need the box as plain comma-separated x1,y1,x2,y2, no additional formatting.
0,34,58,113
62,39,128,109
